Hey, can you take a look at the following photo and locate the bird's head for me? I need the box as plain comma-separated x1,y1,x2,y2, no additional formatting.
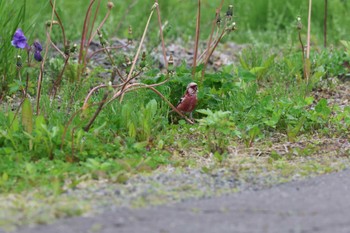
186,82,198,95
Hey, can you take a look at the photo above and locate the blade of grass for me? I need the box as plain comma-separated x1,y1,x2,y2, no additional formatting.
323,0,327,48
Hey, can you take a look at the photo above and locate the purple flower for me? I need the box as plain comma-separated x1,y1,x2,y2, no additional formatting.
11,29,28,49
34,50,43,62
32,40,43,62
33,41,43,52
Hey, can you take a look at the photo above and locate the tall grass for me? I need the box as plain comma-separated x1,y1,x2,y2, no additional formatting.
5,0,349,46
0,0,26,99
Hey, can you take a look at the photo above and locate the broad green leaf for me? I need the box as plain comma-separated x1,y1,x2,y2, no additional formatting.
22,98,33,134
35,115,46,130
248,125,261,140
2,173,8,181
128,123,136,138
304,96,314,105
250,66,266,75
7,111,19,132
145,99,157,118
315,99,331,117
238,67,257,82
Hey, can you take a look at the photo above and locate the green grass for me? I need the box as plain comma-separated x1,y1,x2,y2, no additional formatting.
1,44,349,192
1,0,350,227
8,0,350,43
0,0,26,97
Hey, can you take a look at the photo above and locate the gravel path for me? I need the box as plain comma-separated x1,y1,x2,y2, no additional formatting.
7,168,350,233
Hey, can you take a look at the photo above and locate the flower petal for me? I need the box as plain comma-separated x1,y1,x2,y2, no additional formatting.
33,41,43,52
34,51,43,62
11,29,28,49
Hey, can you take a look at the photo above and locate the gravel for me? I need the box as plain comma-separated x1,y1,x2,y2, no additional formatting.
11,168,350,233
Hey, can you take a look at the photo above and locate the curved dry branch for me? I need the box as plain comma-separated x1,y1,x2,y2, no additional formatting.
87,0,102,46
49,0,67,46
88,5,112,46
83,83,125,108
86,44,128,61
113,82,194,124
78,0,96,65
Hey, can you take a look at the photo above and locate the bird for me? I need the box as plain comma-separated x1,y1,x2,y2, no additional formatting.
176,82,198,119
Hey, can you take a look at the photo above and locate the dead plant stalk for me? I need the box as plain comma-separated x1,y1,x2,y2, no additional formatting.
36,0,57,115
192,0,201,77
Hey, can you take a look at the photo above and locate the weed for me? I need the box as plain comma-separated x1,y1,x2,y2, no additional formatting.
197,109,238,154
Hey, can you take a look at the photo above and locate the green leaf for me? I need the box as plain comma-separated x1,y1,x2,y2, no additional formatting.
238,67,257,82
250,66,266,75
315,99,331,117
248,125,261,139
145,99,157,118
7,111,19,132
304,96,314,105
133,141,148,150
2,173,8,182
128,123,136,138
196,108,213,116
287,116,305,142
35,115,46,130
22,98,33,134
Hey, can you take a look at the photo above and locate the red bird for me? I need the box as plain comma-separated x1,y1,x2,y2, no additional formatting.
176,82,198,119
